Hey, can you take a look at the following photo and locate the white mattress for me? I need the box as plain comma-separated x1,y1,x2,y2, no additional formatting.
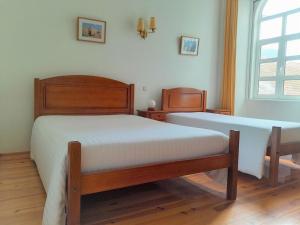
31,115,229,225
167,112,300,179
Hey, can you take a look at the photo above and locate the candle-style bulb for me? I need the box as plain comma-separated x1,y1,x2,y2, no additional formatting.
137,18,145,32
149,17,157,31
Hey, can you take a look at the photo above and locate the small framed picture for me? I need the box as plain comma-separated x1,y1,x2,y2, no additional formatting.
78,17,106,43
180,36,200,56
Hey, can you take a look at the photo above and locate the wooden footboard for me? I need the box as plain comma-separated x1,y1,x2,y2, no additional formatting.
66,130,240,225
267,127,300,187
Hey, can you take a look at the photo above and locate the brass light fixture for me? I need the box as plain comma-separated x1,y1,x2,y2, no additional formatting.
137,17,157,39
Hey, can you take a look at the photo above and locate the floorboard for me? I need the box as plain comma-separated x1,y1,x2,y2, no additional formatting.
1,153,300,225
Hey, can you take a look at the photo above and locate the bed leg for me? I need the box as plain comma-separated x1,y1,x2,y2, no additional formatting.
227,130,240,200
269,127,281,187
67,142,82,225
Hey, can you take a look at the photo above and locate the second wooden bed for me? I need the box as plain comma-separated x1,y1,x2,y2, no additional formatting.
162,87,300,186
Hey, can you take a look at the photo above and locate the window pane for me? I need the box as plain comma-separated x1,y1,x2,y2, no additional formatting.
286,39,300,56
284,80,300,96
285,60,300,76
259,18,282,40
260,62,277,77
261,43,279,59
286,12,300,35
263,0,300,17
258,81,276,95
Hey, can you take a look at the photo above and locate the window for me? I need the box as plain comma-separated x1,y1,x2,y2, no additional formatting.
251,0,300,99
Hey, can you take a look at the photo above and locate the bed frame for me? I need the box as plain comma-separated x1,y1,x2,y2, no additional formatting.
162,87,300,187
35,76,239,225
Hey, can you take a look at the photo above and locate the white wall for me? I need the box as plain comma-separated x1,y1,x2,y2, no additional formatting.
235,0,300,122
235,0,252,116
0,0,225,153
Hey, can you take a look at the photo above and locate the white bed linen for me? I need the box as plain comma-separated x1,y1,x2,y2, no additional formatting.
31,115,229,225
167,112,300,179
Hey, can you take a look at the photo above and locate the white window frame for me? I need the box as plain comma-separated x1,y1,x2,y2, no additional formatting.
250,0,300,101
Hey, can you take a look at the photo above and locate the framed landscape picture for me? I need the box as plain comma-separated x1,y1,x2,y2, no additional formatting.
78,17,106,43
180,36,200,56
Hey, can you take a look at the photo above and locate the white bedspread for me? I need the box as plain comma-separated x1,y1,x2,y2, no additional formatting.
167,112,300,179
31,115,229,225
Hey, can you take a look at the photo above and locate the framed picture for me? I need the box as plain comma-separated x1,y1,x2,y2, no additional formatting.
78,17,106,43
180,36,200,56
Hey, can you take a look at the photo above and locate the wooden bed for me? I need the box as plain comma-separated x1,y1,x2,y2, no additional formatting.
162,87,300,187
35,76,239,225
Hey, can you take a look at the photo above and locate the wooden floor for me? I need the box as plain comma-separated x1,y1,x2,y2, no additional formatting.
1,153,300,225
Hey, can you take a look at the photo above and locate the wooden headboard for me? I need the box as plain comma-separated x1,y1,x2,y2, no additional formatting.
34,75,134,119
161,88,207,112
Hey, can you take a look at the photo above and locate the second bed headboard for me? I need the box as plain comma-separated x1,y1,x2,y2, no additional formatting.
161,88,207,112
34,75,134,119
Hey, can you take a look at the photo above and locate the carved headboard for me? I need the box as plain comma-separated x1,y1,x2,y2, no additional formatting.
161,88,207,112
34,75,134,119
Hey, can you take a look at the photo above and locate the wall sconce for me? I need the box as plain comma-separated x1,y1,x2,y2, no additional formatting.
137,17,157,39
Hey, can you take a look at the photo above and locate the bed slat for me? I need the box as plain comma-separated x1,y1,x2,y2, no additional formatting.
80,154,231,195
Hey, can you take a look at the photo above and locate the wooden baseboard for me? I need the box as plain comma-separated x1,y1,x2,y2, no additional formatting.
0,151,30,161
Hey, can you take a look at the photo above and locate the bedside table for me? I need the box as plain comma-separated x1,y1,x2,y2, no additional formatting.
206,109,231,115
137,110,167,122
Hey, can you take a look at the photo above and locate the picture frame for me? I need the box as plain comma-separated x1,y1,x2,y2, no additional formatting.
180,36,200,56
78,17,106,44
